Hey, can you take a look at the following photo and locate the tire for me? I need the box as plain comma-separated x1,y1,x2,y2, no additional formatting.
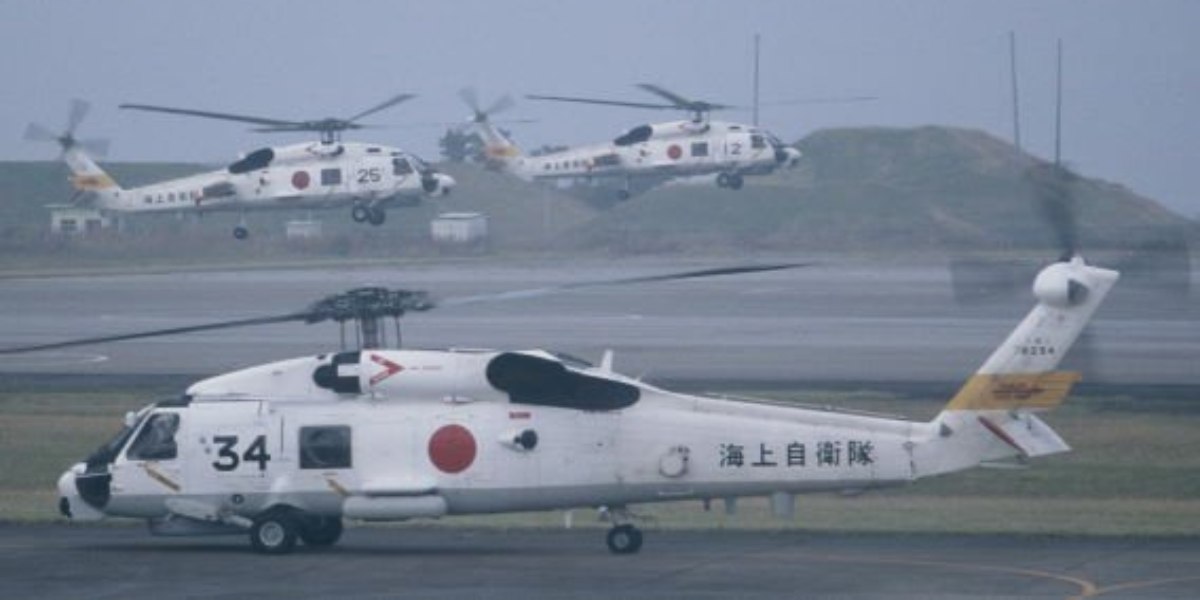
616,189,632,201
250,510,299,555
299,515,343,547
716,173,730,188
605,524,643,555
351,205,371,223
727,174,744,190
367,208,387,226
233,226,249,240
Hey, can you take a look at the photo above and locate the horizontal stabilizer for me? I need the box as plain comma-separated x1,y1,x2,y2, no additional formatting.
977,413,1070,458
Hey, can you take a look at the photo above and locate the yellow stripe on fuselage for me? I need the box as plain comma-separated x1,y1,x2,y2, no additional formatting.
71,173,117,191
945,371,1081,411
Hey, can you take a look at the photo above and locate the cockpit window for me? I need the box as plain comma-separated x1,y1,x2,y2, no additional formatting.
614,125,653,146
126,413,179,461
228,148,275,174
751,134,766,149
393,158,414,176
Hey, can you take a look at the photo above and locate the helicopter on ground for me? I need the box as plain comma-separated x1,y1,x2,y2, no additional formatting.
461,85,803,200
25,97,455,240
3,247,1118,555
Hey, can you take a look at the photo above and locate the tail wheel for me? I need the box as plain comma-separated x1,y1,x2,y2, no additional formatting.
250,510,299,555
605,524,643,555
233,226,249,240
298,515,344,547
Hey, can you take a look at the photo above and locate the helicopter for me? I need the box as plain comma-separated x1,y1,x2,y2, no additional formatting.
25,97,456,240
3,246,1118,555
461,85,802,200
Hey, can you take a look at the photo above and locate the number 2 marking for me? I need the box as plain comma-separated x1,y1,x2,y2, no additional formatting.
210,434,272,472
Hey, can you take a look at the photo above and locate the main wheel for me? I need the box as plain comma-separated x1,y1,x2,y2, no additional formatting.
233,226,249,240
716,173,731,188
351,205,371,223
605,524,643,555
298,515,343,547
616,189,632,201
250,510,299,555
367,208,387,226
727,174,744,190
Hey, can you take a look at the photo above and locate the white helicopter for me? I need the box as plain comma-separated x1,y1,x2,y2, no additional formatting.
462,85,802,200
25,98,455,240
5,244,1118,554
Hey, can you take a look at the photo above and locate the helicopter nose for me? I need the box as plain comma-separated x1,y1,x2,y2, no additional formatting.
428,173,455,196
776,147,802,168
57,464,106,521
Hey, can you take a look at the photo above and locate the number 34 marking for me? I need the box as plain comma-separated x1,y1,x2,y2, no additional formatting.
212,434,272,472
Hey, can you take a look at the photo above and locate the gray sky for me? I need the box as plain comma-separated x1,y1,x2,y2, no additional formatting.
3,1,1197,215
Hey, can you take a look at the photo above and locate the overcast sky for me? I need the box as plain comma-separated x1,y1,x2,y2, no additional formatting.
3,1,1197,215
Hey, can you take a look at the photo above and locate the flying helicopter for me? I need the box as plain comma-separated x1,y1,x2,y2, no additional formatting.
25,97,455,240
3,241,1119,554
461,85,803,200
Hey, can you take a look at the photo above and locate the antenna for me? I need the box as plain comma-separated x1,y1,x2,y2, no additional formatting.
753,33,761,127
1008,31,1022,153
1054,38,1063,166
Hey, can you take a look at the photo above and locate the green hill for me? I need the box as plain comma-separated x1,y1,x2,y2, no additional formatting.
565,126,1193,254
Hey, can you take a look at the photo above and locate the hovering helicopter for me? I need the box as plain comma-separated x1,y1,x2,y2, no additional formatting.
461,85,803,200
25,97,455,240
4,251,1118,555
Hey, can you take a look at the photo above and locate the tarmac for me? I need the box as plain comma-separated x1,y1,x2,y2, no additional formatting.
1,523,1198,599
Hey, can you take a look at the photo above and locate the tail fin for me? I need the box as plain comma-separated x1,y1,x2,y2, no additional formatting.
916,257,1119,475
63,147,124,209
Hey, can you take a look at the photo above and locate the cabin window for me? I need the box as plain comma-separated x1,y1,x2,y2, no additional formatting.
299,425,352,469
320,168,342,186
751,134,766,149
393,158,414,176
143,196,152,204
690,142,709,157
228,148,275,175
126,413,179,461
614,125,653,146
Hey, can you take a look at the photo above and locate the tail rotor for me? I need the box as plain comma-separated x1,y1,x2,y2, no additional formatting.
24,99,110,157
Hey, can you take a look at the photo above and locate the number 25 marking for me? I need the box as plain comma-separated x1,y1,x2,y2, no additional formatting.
212,434,271,472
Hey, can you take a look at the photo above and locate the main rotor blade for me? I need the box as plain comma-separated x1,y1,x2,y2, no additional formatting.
0,312,309,355
484,94,515,117
120,103,298,129
66,99,90,135
441,263,810,307
345,93,416,124
635,83,694,107
1028,163,1078,258
525,93,675,111
23,122,57,142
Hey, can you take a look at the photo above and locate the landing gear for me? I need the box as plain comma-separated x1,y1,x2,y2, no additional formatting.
606,524,643,555
233,225,249,240
717,173,744,190
616,189,632,201
298,515,343,547
351,205,371,223
249,509,299,555
366,207,386,226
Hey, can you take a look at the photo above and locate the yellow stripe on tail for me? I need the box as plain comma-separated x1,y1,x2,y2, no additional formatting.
944,371,1081,412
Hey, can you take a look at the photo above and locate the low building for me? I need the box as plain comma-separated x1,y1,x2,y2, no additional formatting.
47,204,113,235
431,212,488,245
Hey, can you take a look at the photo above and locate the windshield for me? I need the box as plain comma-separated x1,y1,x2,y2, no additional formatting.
85,406,151,470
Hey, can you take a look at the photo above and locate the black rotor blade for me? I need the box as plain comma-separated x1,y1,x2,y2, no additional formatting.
484,94,515,117
66,99,89,135
441,263,810,308
23,122,58,142
0,312,310,355
345,93,416,124
526,94,675,111
120,103,298,129
635,83,694,107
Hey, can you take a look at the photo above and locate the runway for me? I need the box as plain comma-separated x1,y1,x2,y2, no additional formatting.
1,524,1197,599
0,257,1195,387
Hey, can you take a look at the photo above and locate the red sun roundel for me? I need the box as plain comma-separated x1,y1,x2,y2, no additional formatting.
667,145,683,160
428,424,477,474
292,171,311,190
